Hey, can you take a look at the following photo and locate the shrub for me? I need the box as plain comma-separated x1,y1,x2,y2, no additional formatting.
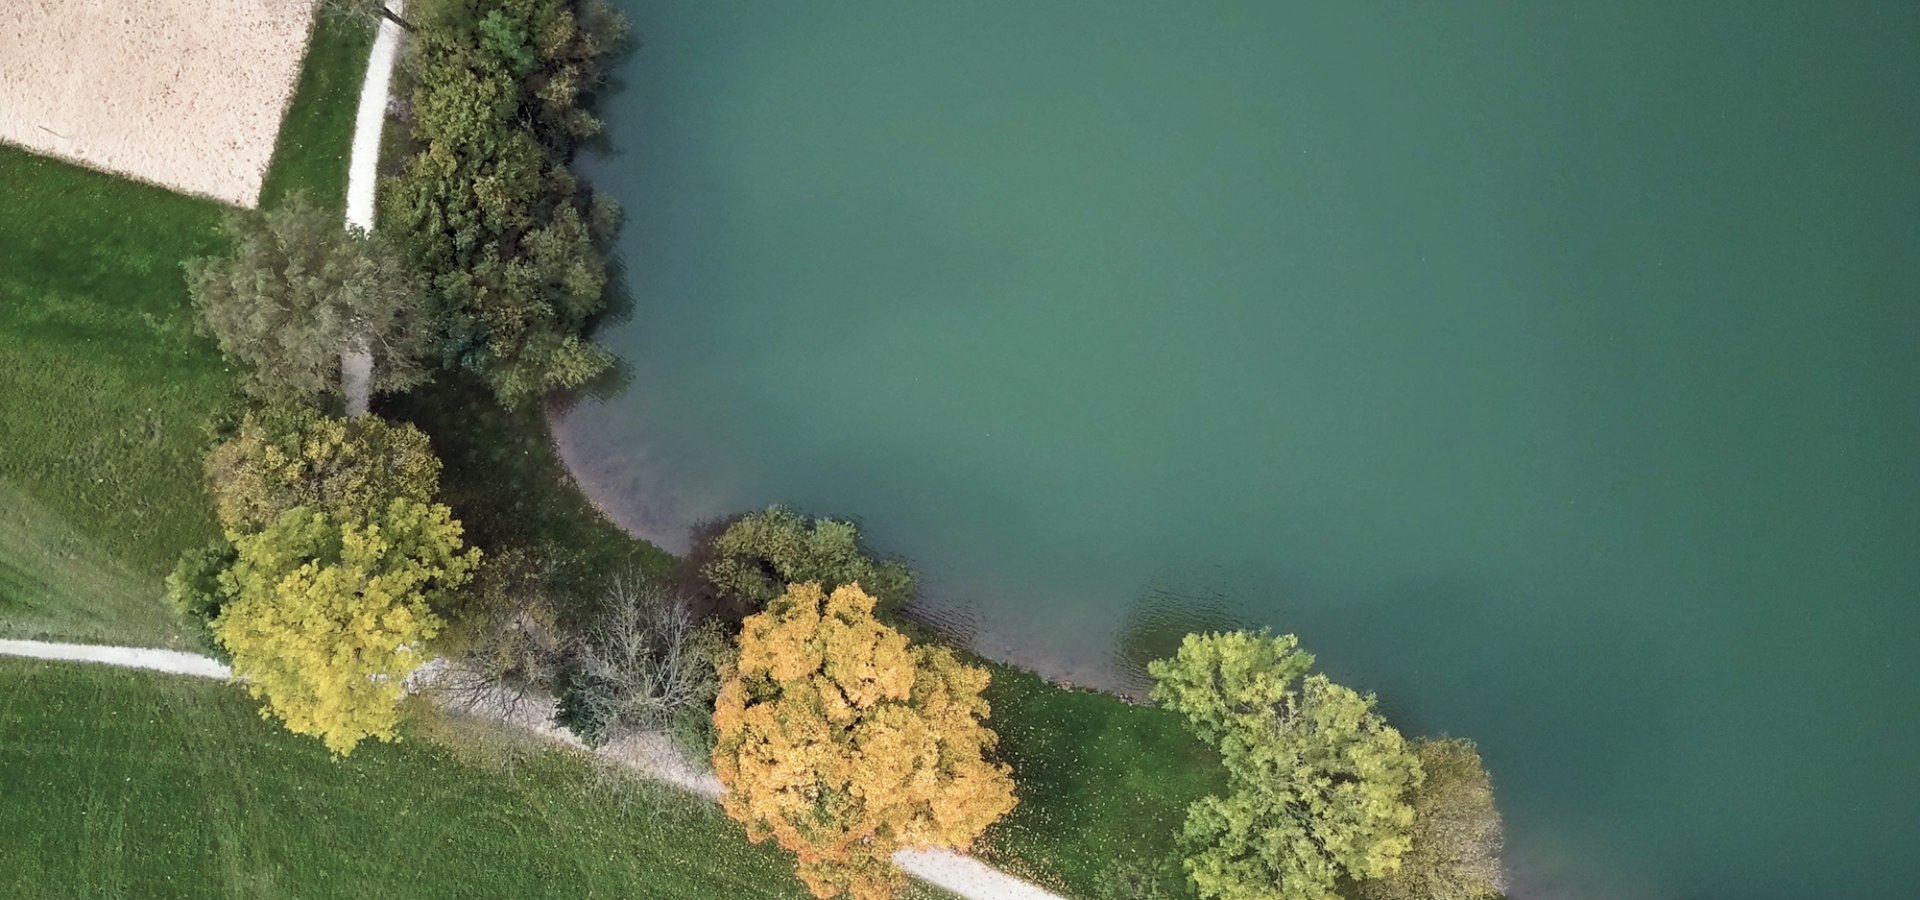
205,407,441,533
698,507,916,618
1149,631,1423,900
712,582,1017,900
382,0,626,406
164,539,238,660
428,545,568,721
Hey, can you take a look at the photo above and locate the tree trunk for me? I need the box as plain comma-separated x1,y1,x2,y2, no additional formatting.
378,4,415,33
342,333,374,420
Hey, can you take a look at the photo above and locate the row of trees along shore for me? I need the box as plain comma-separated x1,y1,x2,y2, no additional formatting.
169,1,1508,897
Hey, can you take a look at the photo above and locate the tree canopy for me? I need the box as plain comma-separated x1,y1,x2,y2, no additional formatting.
713,582,1017,900
1351,739,1506,900
382,0,625,406
1149,631,1423,900
205,407,442,533
185,193,432,405
699,506,916,618
214,500,479,755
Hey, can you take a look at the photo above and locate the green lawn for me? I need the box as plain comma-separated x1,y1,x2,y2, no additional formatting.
260,16,376,213
0,658,815,899
0,482,185,646
977,667,1223,899
386,376,678,620
0,15,371,642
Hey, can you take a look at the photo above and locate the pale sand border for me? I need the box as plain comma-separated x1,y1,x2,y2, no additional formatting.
0,0,319,208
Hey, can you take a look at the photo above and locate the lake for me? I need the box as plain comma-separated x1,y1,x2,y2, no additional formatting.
553,2,1920,897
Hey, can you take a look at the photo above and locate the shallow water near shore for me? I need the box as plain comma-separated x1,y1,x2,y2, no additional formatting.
555,3,1920,897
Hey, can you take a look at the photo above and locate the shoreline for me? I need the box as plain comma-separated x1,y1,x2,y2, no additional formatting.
542,402,1157,700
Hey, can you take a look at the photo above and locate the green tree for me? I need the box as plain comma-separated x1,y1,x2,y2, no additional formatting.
164,539,238,658
1149,631,1422,900
1352,739,1506,900
382,0,625,406
185,193,433,406
214,499,479,755
204,408,442,533
699,506,916,617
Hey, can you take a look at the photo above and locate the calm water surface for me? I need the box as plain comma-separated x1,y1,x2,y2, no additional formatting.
555,3,1920,897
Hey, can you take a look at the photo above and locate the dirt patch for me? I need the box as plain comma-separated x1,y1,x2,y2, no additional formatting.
0,0,319,207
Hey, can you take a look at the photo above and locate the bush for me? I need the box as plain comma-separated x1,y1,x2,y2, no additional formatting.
429,545,568,721
205,407,442,532
164,539,238,660
382,0,626,406
696,506,916,619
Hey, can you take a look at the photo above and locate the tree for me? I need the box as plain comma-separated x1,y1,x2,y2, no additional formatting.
213,499,479,755
1351,739,1506,900
205,408,441,533
382,0,625,407
1149,631,1423,900
699,507,916,618
561,575,727,752
186,193,432,407
712,583,1017,900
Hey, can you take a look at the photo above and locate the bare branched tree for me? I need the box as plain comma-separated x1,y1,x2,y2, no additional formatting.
567,576,723,745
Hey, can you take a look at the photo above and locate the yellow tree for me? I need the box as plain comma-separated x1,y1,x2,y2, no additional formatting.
713,582,1018,900
214,498,479,755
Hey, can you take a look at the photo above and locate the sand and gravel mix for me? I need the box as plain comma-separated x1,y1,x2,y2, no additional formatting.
0,0,319,207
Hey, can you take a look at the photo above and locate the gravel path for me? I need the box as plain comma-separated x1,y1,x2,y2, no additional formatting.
0,639,230,679
345,1,404,234
340,1,404,417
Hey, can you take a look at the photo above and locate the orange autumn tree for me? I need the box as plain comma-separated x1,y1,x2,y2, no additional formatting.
712,582,1018,900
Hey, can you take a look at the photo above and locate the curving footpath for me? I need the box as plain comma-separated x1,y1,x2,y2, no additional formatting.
340,0,406,418
0,639,1068,900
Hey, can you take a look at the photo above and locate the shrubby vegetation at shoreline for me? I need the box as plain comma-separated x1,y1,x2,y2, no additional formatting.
382,0,628,407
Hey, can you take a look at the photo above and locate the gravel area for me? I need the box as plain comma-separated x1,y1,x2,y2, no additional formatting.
0,0,318,207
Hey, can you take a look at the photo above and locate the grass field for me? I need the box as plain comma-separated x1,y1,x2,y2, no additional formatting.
387,377,678,618
976,667,1222,898
0,658,822,899
0,16,371,642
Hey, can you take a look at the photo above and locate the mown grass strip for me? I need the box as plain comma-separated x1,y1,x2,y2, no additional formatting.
0,658,812,899
0,14,371,635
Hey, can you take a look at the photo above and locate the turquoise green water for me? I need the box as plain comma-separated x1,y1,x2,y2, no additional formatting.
555,3,1920,897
